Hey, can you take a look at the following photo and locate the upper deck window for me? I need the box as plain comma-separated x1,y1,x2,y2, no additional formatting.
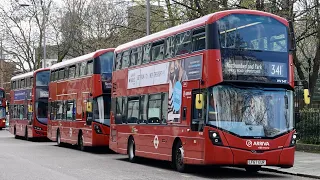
217,14,288,52
151,40,165,61
69,66,76,78
0,90,4,98
87,61,93,75
116,53,122,70
192,27,206,51
165,36,175,59
30,77,33,86
130,46,143,66
175,30,191,56
80,62,87,76
98,51,113,73
143,43,151,64
36,70,50,86
122,50,130,68
21,79,25,88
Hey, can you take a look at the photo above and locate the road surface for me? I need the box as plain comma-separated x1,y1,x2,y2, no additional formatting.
0,129,314,180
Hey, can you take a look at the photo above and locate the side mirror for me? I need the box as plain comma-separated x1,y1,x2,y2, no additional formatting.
289,20,296,51
86,102,92,113
304,89,310,105
28,105,33,112
195,94,203,109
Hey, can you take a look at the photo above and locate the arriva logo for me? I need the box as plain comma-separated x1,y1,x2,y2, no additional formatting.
246,140,270,147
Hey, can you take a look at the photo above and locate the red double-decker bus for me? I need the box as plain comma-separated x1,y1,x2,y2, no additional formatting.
47,49,114,151
0,87,6,129
110,9,310,172
9,68,50,139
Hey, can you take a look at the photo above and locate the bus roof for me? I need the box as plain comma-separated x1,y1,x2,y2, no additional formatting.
50,48,115,70
11,71,34,81
115,9,288,52
11,68,50,81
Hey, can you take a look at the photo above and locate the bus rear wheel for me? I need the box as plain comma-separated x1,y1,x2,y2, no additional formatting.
173,140,187,172
128,137,137,163
57,130,62,147
14,126,18,139
78,132,86,151
25,127,29,141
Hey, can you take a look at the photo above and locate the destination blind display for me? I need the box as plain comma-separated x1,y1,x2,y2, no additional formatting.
222,59,288,83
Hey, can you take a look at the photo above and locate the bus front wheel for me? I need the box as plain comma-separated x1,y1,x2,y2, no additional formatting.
128,137,137,163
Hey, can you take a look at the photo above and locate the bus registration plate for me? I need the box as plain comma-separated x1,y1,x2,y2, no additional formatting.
247,160,266,165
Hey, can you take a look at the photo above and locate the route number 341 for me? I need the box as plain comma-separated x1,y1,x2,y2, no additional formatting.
271,64,282,76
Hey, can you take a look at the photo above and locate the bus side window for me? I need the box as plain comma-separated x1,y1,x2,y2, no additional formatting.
143,43,151,64
192,27,206,52
30,77,33,86
75,64,80,77
165,36,175,59
115,97,123,124
175,30,191,56
122,50,130,68
116,53,122,70
122,97,128,123
137,46,143,65
191,91,206,132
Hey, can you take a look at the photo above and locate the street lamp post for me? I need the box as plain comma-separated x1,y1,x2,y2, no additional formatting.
19,1,46,68
146,0,150,35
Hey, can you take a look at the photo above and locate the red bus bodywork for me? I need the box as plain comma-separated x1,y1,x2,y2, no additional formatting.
47,49,114,150
110,9,296,172
9,68,50,139
0,88,6,129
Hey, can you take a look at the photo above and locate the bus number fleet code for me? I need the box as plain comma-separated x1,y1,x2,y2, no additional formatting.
127,55,203,121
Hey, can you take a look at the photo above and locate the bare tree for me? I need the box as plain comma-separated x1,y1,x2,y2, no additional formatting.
0,0,53,71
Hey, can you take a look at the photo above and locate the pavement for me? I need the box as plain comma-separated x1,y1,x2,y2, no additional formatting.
263,151,320,179
0,129,313,180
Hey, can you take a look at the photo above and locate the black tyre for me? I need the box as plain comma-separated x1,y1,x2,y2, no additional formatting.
173,140,187,172
78,132,86,151
25,127,29,141
14,126,18,139
128,137,137,163
57,130,62,147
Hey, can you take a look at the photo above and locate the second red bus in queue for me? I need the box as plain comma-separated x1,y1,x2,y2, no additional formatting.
47,49,114,150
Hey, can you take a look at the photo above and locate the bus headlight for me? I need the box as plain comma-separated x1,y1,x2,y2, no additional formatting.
289,133,297,147
208,130,223,146
2,120,5,123
94,124,103,134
